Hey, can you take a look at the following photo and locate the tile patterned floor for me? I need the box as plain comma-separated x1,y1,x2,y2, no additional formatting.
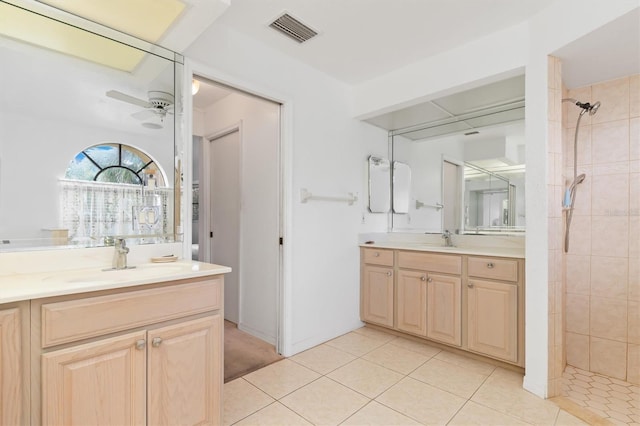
224,326,592,425
561,365,640,425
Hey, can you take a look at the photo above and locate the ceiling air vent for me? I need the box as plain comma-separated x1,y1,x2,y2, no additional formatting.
269,13,318,43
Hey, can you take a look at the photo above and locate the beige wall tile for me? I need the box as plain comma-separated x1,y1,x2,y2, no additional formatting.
566,332,589,370
590,297,627,342
591,173,629,217
631,117,640,160
566,124,592,167
592,161,629,176
566,255,591,295
628,300,640,345
629,257,639,301
590,256,628,299
630,175,639,220
590,337,627,380
630,75,639,118
566,293,590,335
567,215,591,255
592,77,630,124
629,216,639,259
627,344,640,385
592,120,630,165
591,216,629,258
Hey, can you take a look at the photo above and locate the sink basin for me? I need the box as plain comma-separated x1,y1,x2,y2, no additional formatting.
402,243,459,251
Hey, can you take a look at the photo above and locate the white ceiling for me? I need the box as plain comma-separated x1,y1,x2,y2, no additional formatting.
554,7,640,89
213,0,557,85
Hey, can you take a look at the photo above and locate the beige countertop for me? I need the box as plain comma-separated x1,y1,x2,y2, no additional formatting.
360,241,525,259
0,260,231,304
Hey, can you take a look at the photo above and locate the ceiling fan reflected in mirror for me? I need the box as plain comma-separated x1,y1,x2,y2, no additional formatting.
106,90,174,129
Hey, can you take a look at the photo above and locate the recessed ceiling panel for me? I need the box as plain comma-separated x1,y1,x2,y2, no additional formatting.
433,75,525,115
365,102,451,130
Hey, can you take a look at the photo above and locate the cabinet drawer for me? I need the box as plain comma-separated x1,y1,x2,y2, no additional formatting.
362,248,394,266
468,257,518,282
41,278,222,348
397,251,461,275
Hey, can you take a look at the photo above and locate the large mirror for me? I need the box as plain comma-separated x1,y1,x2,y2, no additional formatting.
0,1,183,251
365,74,526,234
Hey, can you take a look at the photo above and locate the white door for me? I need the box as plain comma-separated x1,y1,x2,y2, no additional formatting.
209,130,241,324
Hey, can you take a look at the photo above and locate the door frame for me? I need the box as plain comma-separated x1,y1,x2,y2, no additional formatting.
183,59,291,356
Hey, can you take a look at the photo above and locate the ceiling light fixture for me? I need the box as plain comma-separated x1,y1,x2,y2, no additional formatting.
192,79,200,95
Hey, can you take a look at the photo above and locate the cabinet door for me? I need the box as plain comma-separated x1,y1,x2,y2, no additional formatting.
361,265,394,327
467,279,517,362
396,270,427,336
0,308,23,425
426,274,461,346
42,331,147,425
148,315,222,426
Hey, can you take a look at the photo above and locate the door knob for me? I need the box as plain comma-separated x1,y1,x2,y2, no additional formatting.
152,337,163,347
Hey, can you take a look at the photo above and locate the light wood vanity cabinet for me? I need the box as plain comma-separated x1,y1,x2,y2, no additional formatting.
33,276,224,426
466,256,521,364
0,302,30,425
360,247,524,367
361,248,395,327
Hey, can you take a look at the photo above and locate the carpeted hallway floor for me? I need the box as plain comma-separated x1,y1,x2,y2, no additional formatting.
224,320,283,383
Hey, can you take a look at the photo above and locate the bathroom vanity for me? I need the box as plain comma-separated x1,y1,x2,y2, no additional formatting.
0,260,229,425
360,242,525,368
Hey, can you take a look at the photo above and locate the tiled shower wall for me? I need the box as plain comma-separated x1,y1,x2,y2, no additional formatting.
563,72,639,385
547,56,565,397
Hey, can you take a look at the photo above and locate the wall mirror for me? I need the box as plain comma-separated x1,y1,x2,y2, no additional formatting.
368,156,391,213
392,161,411,214
0,1,184,251
365,74,526,234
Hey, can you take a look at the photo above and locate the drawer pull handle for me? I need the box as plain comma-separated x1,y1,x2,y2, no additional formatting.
152,337,163,347
374,252,380,257
135,339,146,350
386,271,392,277
487,262,495,269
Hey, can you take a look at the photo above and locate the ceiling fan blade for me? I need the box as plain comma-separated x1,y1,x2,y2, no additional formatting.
106,90,151,108
131,109,156,120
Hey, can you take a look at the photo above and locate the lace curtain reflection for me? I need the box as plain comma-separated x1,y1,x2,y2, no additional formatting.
60,179,172,245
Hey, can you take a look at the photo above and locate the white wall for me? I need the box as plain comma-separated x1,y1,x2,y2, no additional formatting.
0,111,173,239
186,23,389,355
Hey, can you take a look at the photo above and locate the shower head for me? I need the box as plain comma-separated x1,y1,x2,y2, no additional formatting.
570,173,586,190
562,98,601,115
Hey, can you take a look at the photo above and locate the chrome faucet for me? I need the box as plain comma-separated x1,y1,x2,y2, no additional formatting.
112,238,129,270
442,229,453,247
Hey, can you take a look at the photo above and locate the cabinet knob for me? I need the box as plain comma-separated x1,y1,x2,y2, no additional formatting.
468,282,474,288
427,277,433,283
135,339,146,350
487,262,495,269
421,275,427,281
386,271,392,277
374,252,380,257
152,337,163,347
